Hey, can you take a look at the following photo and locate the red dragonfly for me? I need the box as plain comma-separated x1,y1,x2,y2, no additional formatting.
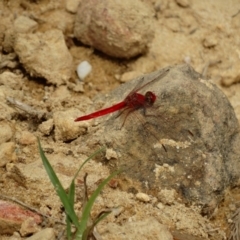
74,68,170,124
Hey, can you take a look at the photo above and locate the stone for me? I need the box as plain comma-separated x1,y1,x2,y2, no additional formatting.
14,16,38,33
158,189,177,205
26,228,55,240
53,108,88,141
74,0,154,59
13,30,73,85
203,35,218,48
88,64,240,213
38,119,54,135
0,121,13,144
0,200,41,235
136,192,151,203
6,163,27,187
0,142,17,167
16,131,36,145
105,148,118,160
20,217,40,237
66,0,81,13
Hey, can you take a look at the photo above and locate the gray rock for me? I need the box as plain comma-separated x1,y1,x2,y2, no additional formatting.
94,64,240,213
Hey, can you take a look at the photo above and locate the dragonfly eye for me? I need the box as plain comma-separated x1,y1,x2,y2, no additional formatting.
145,91,156,106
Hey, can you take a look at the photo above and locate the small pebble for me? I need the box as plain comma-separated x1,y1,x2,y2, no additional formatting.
20,217,40,237
66,0,81,13
136,192,151,203
156,202,164,209
25,228,55,240
0,142,17,167
203,35,218,48
105,148,118,160
76,61,92,80
16,131,36,145
0,122,13,144
157,189,176,205
53,108,87,141
14,16,38,33
38,119,54,135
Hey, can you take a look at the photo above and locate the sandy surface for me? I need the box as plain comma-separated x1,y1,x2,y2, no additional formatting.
1,0,240,239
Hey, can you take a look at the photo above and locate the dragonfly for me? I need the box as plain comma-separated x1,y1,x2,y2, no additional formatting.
74,68,170,125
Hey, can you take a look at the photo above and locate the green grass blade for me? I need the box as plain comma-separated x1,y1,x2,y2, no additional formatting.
37,138,80,228
66,181,76,239
76,170,121,238
68,181,76,208
66,215,72,240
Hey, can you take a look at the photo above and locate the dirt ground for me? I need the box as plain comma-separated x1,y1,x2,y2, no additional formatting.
1,0,240,239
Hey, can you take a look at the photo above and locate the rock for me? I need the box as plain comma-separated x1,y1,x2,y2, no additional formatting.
3,29,15,53
203,35,218,48
89,64,240,213
6,163,27,187
53,108,88,141
26,228,55,240
66,0,81,13
158,189,177,205
105,148,118,160
74,0,154,59
99,217,173,240
14,16,38,33
136,192,151,203
0,52,18,68
13,30,73,85
20,217,40,237
0,200,41,235
76,60,92,80
0,101,17,121
0,121,13,144
16,131,36,145
0,142,17,167
38,119,54,135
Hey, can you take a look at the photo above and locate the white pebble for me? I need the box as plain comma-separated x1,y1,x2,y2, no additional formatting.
77,61,92,80
136,192,151,203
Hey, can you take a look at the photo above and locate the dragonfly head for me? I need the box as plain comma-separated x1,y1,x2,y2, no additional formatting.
145,91,156,107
